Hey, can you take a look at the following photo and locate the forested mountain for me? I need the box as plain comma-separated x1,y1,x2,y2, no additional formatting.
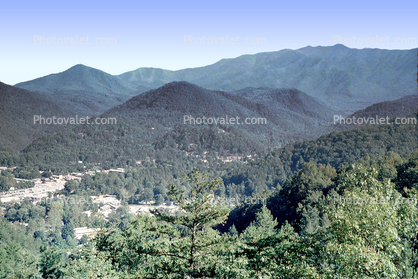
109,81,334,144
230,87,334,120
15,81,337,170
15,64,136,115
335,94,418,129
2,79,416,180
2,79,416,169
119,45,417,112
0,82,71,152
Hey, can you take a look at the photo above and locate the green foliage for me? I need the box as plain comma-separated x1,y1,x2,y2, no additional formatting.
39,245,64,279
93,169,247,278
242,205,278,277
1,127,418,278
150,169,232,277
224,119,417,195
0,242,39,279
0,170,16,192
322,165,403,277
60,246,118,279
396,150,418,194
226,162,336,233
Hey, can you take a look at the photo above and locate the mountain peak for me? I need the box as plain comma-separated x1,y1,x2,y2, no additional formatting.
159,81,201,90
70,63,88,69
332,43,349,49
63,64,103,75
13,64,135,115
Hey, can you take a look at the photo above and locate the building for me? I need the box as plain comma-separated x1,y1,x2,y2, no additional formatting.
74,227,100,240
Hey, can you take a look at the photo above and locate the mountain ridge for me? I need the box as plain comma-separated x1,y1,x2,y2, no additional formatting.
13,45,417,115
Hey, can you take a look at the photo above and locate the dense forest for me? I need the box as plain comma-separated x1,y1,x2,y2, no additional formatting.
0,112,416,203
0,113,417,278
1,150,418,278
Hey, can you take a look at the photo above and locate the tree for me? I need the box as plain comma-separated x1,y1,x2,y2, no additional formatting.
60,246,118,279
242,205,278,277
0,242,39,279
150,168,232,278
42,171,53,178
320,164,405,277
94,169,240,278
142,188,154,203
47,201,64,233
61,222,75,240
39,245,64,279
154,194,164,206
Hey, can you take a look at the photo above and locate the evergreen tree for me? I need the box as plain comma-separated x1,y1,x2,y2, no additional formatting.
150,168,232,278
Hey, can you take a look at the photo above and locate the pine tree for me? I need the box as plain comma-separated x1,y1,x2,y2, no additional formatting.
242,205,278,277
150,168,233,278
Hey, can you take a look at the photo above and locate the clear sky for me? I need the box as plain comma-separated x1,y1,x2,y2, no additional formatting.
1,0,417,85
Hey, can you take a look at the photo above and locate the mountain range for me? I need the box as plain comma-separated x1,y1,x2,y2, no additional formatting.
1,44,415,169
15,45,417,116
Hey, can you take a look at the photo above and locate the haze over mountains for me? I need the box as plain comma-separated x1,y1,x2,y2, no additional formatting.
230,87,333,120
15,45,417,116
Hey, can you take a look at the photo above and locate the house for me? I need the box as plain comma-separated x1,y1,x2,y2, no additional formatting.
74,227,100,240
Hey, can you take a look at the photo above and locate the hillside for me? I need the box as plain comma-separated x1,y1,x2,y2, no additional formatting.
104,81,337,147
231,87,333,120
334,94,418,129
0,82,70,152
18,82,336,169
15,64,136,115
106,81,276,149
222,113,417,195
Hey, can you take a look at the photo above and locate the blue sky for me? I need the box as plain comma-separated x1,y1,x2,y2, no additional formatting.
1,0,417,85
